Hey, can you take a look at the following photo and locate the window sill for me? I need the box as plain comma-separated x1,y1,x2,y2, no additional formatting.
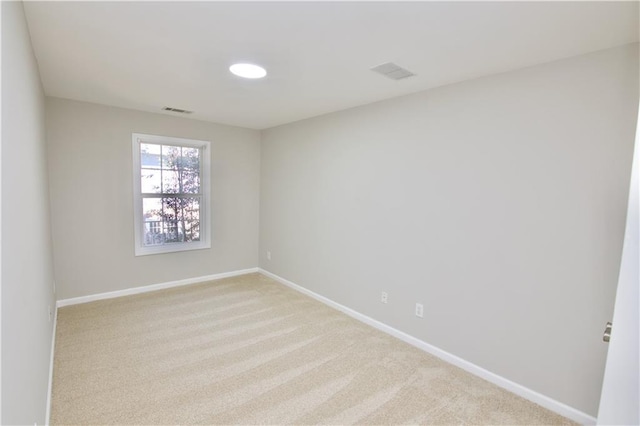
134,241,211,256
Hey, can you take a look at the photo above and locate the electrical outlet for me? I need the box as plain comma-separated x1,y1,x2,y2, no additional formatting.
381,291,388,304
415,303,424,318
267,251,271,261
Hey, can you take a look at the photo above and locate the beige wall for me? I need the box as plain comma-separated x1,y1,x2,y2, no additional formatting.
46,98,261,300
259,44,639,416
1,2,57,424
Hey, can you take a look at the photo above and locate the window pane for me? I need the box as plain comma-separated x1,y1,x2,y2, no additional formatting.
142,198,162,220
162,170,179,193
163,220,179,243
161,197,179,244
162,145,181,169
181,169,200,194
142,198,163,246
141,169,161,193
182,198,201,241
181,147,200,170
140,144,161,169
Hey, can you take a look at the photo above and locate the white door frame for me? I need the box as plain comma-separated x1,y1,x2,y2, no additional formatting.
597,102,639,425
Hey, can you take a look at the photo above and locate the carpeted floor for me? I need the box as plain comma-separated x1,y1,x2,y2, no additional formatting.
51,273,575,425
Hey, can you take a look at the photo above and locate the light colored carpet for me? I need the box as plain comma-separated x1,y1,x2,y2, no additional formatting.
51,273,575,425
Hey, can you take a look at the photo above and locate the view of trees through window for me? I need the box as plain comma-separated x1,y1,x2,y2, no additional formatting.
140,143,201,246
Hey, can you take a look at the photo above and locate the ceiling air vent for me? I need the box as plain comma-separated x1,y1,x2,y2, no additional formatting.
370,62,415,80
162,106,193,114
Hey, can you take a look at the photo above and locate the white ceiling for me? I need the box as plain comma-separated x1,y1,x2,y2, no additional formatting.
24,1,639,130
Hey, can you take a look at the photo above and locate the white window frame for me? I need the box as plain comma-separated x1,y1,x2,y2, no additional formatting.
132,133,211,256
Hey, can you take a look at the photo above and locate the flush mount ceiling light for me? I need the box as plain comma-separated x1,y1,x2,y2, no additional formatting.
229,63,267,79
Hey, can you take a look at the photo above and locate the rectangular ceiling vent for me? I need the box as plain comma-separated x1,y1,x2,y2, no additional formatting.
370,62,415,80
162,106,193,114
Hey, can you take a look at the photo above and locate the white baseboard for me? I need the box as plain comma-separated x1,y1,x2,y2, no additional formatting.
258,268,596,425
56,267,259,308
45,303,58,425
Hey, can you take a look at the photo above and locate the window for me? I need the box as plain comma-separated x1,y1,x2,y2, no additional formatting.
132,133,211,256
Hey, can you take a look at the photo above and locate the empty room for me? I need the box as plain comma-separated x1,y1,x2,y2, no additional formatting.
2,1,639,425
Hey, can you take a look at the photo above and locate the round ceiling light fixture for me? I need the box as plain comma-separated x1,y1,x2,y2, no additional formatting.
229,63,267,79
